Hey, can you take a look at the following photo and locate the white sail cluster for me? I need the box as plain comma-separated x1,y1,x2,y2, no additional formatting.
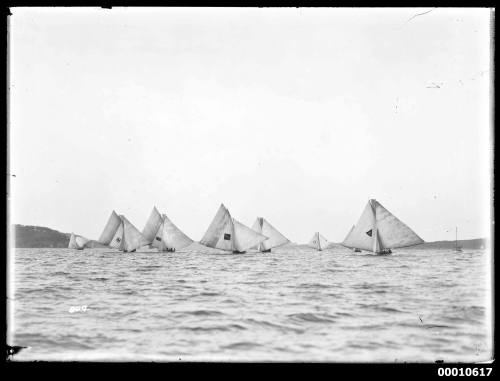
308,232,329,251
342,199,424,253
82,199,424,255
251,217,290,252
68,233,90,250
142,207,193,251
98,211,149,252
200,204,268,253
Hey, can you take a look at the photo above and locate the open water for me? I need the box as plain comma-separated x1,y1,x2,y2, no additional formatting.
9,244,493,362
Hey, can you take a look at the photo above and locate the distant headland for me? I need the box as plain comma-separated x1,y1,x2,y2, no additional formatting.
10,224,488,250
12,225,106,248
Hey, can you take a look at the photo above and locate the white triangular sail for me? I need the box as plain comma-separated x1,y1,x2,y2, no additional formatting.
308,232,329,251
68,233,78,249
200,204,234,251
75,235,90,249
342,202,376,251
104,214,149,252
109,220,125,250
162,214,193,249
142,207,163,244
151,221,166,251
152,214,194,251
372,200,424,249
121,215,150,252
232,218,268,252
252,217,289,251
342,199,424,253
98,210,122,245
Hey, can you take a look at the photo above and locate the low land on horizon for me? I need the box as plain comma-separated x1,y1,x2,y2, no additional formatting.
11,224,489,250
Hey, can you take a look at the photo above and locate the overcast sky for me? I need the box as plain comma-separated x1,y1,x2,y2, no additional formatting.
9,7,492,243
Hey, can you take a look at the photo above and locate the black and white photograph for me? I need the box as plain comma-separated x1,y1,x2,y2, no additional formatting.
6,7,493,364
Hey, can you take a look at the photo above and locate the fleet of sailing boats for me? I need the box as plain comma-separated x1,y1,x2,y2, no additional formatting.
69,199,429,255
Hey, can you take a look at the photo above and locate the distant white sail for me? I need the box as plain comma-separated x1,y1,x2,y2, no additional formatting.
308,232,329,251
142,207,163,244
98,210,122,245
252,217,289,251
342,199,424,253
68,233,78,249
152,214,194,251
75,235,90,249
372,200,424,249
200,204,234,251
232,218,268,252
121,215,150,252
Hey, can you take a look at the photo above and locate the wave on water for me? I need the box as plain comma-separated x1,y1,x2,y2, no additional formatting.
10,247,492,362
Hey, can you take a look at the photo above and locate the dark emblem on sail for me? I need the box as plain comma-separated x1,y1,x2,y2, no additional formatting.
116,237,121,242
366,229,372,237
224,233,231,240
155,237,162,241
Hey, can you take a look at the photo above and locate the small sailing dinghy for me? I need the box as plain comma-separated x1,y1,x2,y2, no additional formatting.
342,199,424,255
200,204,268,254
307,232,329,251
251,217,290,252
68,233,89,250
455,227,463,252
142,207,193,252
98,210,149,252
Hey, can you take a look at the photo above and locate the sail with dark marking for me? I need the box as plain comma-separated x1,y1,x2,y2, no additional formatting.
98,210,122,245
151,213,193,251
200,204,267,252
98,211,148,252
121,216,150,252
142,207,163,244
200,204,234,251
342,199,424,253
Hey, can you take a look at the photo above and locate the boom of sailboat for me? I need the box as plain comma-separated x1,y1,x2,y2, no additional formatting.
69,199,426,255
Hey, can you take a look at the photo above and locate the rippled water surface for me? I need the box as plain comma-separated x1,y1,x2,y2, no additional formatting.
9,245,492,362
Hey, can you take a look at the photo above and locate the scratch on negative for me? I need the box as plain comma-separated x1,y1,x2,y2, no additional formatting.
407,8,437,23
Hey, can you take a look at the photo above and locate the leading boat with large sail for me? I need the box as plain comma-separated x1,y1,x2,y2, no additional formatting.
251,217,290,253
308,232,329,251
98,210,149,252
342,199,424,255
68,233,89,250
142,207,194,252
200,204,268,254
